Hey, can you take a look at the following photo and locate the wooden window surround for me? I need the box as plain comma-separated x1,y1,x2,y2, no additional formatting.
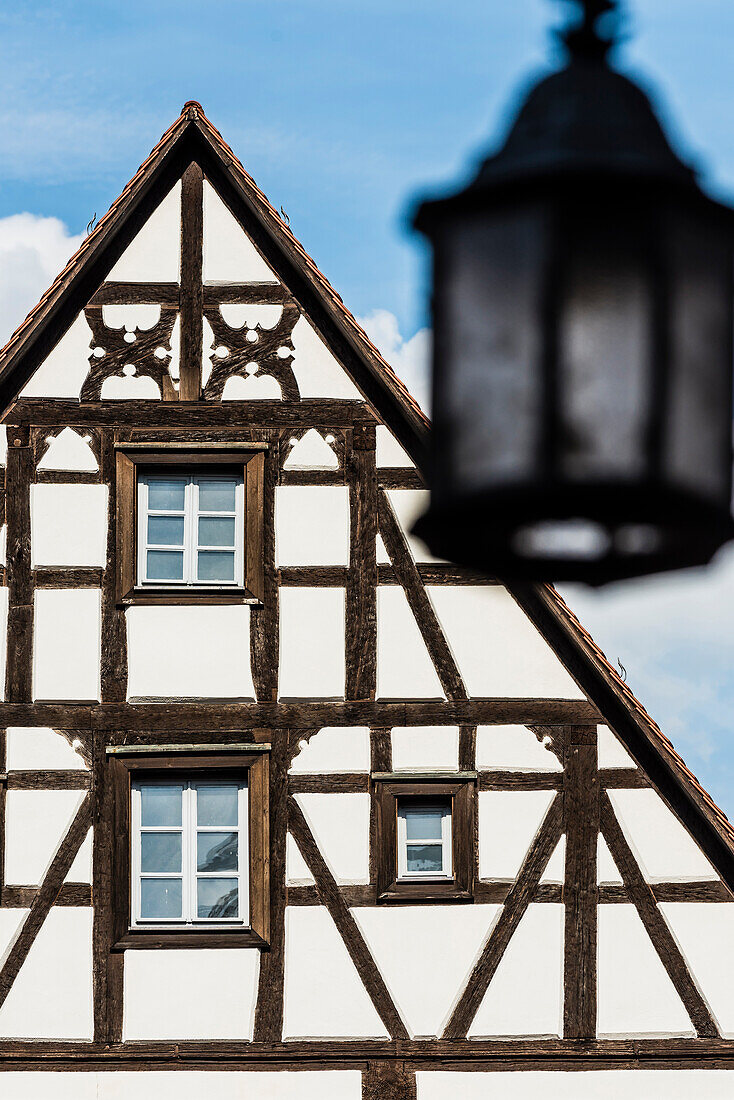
373,774,475,902
115,443,265,604
108,744,270,949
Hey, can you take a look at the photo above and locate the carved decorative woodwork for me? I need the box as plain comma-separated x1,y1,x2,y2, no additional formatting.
81,307,178,401
203,302,300,401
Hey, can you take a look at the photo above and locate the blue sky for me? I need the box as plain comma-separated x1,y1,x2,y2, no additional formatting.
4,0,734,818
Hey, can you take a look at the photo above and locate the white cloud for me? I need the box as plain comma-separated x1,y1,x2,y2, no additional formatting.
357,308,431,413
0,213,84,347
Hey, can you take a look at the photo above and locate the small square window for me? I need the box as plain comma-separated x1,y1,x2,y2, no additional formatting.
374,778,475,902
108,746,270,948
116,446,265,604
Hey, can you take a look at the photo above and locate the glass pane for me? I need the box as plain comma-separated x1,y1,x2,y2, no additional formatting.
197,785,239,827
141,832,181,873
198,516,236,547
147,478,186,511
198,479,237,512
147,550,184,581
406,844,444,873
198,551,235,582
197,877,238,918
140,785,183,827
148,515,185,546
197,832,238,872
404,808,444,841
140,877,182,919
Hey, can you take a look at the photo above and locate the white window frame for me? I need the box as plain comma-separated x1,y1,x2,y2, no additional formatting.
397,799,453,881
137,472,245,588
130,777,249,928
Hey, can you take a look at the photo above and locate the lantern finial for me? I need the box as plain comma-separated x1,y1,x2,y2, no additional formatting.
559,0,620,62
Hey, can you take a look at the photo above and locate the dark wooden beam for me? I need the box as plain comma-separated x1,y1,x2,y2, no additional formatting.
346,425,377,700
88,282,180,307
4,398,375,428
253,731,289,1040
178,161,204,400
563,726,598,1039
4,428,33,703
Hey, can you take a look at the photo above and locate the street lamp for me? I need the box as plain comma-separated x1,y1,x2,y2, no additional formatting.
413,0,734,584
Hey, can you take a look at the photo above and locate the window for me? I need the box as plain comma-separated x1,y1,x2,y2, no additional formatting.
116,445,265,604
108,746,270,948
131,778,248,926
397,798,452,881
374,777,475,902
138,474,244,587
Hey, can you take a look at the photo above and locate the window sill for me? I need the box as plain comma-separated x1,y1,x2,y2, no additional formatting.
113,927,268,951
119,586,263,607
377,880,474,904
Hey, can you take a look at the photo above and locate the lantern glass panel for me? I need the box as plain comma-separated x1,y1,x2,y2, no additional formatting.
558,223,653,482
438,206,547,495
665,210,733,504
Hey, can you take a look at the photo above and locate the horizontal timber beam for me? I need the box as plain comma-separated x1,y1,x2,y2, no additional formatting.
0,699,600,730
277,565,497,587
4,1037,734,1070
3,399,376,429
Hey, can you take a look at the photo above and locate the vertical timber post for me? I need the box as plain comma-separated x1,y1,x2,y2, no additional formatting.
5,427,33,702
179,160,204,401
563,723,599,1038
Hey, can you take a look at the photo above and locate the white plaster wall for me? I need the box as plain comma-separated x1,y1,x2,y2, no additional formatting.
283,429,340,470
540,837,565,884
6,727,87,770
101,371,162,400
478,791,556,879
416,1071,734,1099
391,726,459,771
352,906,494,1038
31,484,108,567
108,180,181,282
293,793,370,884
203,182,278,283
126,604,255,699
0,907,28,968
597,904,693,1036
0,907,93,1039
289,727,370,774
279,587,345,698
283,906,388,1038
221,373,283,400
598,724,636,768
428,587,585,699
377,586,444,699
608,789,718,882
100,1071,362,1100
597,836,622,884
123,948,259,1040
4,789,86,885
36,428,98,472
65,827,93,883
20,313,93,399
286,833,314,886
378,490,442,565
376,425,414,467
275,486,350,566
660,904,734,1036
476,725,562,772
469,904,563,1038
34,588,100,700
291,316,363,400
0,426,7,466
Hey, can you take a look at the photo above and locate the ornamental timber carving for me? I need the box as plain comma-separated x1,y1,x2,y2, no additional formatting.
203,302,300,401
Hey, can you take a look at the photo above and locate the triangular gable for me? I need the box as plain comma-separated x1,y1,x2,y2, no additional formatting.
1,101,733,901
0,102,428,464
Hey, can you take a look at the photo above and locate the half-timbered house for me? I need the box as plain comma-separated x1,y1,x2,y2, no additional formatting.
0,103,732,1097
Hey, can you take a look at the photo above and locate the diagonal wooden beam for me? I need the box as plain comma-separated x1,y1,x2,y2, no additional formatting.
378,491,466,701
443,794,564,1038
0,793,92,1007
600,791,718,1038
287,795,409,1039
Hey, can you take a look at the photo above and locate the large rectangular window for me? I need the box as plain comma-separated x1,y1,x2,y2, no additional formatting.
138,473,244,587
131,777,248,927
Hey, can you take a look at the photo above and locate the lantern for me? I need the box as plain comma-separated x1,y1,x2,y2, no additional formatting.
413,0,734,584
